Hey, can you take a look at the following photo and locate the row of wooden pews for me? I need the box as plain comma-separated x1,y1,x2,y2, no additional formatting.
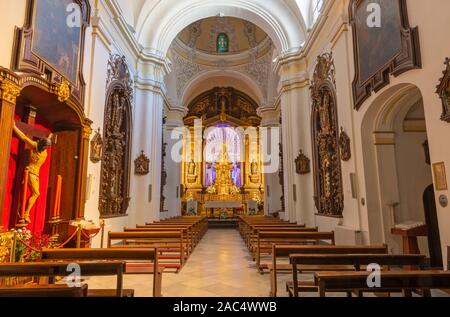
0,248,160,297
239,216,450,297
238,216,334,273
0,216,208,297
108,216,208,272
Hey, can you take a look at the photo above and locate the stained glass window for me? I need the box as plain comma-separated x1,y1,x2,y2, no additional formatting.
217,33,229,53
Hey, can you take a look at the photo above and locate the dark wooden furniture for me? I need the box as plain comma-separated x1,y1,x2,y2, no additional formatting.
41,248,162,297
314,270,450,297
255,231,335,270
269,245,389,297
108,231,187,272
288,254,426,297
0,261,127,297
0,284,89,297
391,225,428,255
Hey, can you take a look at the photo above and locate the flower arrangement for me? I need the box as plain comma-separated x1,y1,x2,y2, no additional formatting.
11,229,56,262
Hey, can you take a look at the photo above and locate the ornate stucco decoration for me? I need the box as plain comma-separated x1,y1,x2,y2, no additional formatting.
106,54,133,98
311,52,344,217
0,80,21,104
339,127,351,162
99,54,132,218
295,150,311,175
56,80,71,102
135,151,150,175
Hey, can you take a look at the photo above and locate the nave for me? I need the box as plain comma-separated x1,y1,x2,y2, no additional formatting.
84,225,450,298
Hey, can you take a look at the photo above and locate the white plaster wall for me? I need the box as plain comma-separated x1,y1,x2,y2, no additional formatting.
0,0,27,68
291,0,450,263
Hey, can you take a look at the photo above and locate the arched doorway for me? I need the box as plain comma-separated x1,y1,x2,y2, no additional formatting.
361,84,442,266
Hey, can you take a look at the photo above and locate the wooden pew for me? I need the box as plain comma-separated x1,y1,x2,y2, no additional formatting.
0,261,127,297
126,227,193,255
314,270,450,297
288,254,426,297
108,231,186,272
135,224,198,249
0,284,88,297
238,216,292,239
269,244,389,297
246,227,317,251
41,248,162,297
255,231,335,269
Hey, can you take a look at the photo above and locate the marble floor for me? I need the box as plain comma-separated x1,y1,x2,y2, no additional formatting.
86,229,450,297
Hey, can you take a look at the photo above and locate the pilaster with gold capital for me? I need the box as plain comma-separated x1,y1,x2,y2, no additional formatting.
0,69,21,224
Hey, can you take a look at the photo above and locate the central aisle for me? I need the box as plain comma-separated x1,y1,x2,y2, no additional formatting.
162,229,272,297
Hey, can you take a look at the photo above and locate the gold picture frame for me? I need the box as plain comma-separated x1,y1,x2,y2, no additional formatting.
433,162,448,191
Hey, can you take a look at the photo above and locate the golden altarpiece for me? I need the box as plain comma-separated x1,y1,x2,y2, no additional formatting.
181,87,264,218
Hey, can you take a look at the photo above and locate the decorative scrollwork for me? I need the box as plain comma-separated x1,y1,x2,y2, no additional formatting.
311,53,344,217
295,150,310,175
99,55,132,218
135,151,150,175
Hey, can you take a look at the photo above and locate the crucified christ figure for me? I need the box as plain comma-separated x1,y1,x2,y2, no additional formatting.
13,122,52,224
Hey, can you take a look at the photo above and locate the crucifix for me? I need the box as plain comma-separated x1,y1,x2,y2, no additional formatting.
13,106,53,226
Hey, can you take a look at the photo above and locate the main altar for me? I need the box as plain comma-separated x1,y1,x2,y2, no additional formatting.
181,87,264,218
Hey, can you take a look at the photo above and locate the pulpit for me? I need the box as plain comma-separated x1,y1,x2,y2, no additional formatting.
391,224,428,255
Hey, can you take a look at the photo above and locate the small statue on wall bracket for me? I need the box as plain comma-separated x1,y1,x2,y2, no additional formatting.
134,150,150,175
339,127,351,162
90,128,103,163
436,57,450,122
295,150,311,175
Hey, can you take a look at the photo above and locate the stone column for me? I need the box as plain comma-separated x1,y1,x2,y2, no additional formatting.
163,106,186,219
128,55,170,226
259,108,282,216
0,69,21,230
276,58,315,226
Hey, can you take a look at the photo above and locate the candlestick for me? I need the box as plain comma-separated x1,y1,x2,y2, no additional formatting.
53,175,62,219
20,170,29,220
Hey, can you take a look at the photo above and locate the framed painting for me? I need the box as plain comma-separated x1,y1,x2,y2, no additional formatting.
349,0,421,110
433,162,448,191
13,0,91,106
32,0,82,84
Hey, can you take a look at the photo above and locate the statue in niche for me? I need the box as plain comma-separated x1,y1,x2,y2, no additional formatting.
318,92,332,135
251,159,258,175
217,33,229,53
188,159,197,176
13,123,52,224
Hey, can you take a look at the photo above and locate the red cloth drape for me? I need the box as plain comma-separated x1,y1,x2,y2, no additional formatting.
2,117,52,235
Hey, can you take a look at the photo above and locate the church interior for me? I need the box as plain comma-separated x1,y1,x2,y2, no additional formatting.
0,0,450,299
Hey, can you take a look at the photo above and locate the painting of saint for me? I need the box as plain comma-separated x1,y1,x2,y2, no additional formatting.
354,0,402,84
32,0,82,84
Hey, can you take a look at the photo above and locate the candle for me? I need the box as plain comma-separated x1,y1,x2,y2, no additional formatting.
53,175,62,219
20,170,29,219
